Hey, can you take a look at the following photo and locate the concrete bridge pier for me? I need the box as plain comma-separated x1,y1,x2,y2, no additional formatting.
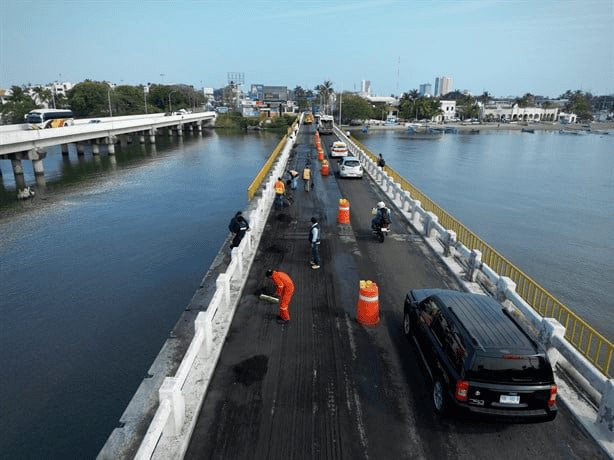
139,132,146,144
76,143,85,156
168,127,174,137
106,138,116,155
91,140,100,155
177,124,184,137
188,123,194,133
149,129,156,144
61,144,70,156
31,149,46,176
197,122,203,134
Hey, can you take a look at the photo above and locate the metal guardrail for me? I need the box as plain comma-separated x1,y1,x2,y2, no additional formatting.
247,123,298,201
351,136,613,378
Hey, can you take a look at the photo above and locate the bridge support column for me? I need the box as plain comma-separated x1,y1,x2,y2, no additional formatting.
92,141,100,155
168,127,173,136
188,123,193,133
149,129,156,144
76,143,85,156
10,158,27,191
177,124,183,136
107,138,116,155
139,132,146,144
61,143,70,156
467,249,482,282
197,122,202,133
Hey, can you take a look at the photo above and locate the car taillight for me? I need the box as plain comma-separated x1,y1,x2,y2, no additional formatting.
455,380,469,402
548,385,557,407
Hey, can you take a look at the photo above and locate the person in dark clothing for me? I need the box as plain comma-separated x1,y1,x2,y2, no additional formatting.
228,211,250,249
377,153,386,168
308,217,321,269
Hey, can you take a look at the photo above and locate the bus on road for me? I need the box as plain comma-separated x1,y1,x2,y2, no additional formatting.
318,115,334,134
25,109,74,129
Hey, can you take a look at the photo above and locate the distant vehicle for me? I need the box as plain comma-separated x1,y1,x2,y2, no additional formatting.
318,115,334,134
403,288,558,421
330,141,348,158
338,156,363,178
384,115,399,125
25,109,74,129
216,106,229,114
172,109,189,116
88,119,101,124
304,112,314,124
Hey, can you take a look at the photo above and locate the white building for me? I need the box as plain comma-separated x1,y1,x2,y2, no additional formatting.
435,100,457,122
360,80,371,97
480,102,560,122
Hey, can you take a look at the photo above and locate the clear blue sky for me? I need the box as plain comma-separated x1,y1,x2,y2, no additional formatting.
1,0,612,98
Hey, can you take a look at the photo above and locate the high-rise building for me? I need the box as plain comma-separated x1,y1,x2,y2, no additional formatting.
433,76,452,97
361,80,371,96
419,83,432,97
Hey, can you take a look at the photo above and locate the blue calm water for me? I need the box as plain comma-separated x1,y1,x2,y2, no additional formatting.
0,131,280,458
357,129,614,341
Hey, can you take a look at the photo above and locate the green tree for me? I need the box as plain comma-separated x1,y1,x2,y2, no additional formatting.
0,85,38,124
514,93,535,108
315,81,334,114
32,86,54,107
399,93,442,121
67,80,110,117
563,90,593,121
456,95,480,119
477,91,491,104
333,93,373,123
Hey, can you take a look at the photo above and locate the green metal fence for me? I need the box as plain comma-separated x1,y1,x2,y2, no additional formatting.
352,136,613,378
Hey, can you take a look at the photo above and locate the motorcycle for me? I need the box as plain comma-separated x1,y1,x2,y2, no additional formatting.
372,222,390,243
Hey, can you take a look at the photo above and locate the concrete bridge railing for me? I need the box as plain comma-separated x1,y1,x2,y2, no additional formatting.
130,120,301,460
335,127,614,439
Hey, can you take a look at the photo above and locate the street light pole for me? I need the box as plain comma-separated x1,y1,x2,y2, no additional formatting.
108,87,113,117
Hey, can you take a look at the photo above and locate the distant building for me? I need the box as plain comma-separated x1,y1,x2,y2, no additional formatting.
435,100,457,122
439,76,452,96
419,83,432,97
480,102,560,122
249,84,264,100
360,79,371,97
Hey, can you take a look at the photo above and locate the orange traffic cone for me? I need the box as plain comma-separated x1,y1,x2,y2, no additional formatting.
321,159,329,176
356,280,379,326
318,148,324,161
337,198,350,224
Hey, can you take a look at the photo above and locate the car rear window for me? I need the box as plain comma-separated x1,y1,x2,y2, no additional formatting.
467,355,552,384
343,160,360,167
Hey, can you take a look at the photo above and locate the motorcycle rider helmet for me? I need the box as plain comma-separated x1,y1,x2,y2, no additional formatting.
377,201,385,209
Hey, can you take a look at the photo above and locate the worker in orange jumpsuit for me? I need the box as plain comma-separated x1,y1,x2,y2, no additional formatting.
266,269,294,323
274,177,285,209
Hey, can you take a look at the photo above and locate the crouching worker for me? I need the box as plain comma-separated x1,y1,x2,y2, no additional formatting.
228,211,250,249
266,269,295,324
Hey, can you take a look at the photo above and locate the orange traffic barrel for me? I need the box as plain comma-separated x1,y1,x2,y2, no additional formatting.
318,148,324,161
315,140,321,149
321,159,329,176
337,198,350,224
356,280,379,326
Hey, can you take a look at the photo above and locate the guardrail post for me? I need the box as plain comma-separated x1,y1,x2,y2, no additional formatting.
597,379,614,433
538,318,566,368
411,200,421,225
496,276,516,302
467,249,482,282
216,273,230,306
159,377,185,436
195,311,212,356
423,212,438,237
443,230,457,258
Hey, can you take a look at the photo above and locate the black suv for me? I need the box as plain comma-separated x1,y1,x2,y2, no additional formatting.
403,289,557,421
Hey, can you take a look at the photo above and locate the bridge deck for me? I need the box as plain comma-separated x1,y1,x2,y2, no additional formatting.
184,127,606,459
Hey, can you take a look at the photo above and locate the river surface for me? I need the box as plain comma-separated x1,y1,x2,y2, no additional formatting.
0,127,612,458
355,128,614,341
0,130,280,458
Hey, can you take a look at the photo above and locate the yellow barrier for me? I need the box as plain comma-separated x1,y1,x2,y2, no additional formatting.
351,137,613,378
247,121,299,201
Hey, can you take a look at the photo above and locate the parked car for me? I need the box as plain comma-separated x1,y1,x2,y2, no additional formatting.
330,141,348,158
338,156,363,178
403,289,558,421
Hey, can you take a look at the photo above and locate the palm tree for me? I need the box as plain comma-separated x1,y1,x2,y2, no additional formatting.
31,86,53,108
315,80,334,114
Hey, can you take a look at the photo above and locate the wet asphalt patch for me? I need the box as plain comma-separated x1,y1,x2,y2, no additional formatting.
232,355,269,387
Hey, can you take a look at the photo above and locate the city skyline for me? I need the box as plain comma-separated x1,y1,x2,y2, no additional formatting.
1,1,613,98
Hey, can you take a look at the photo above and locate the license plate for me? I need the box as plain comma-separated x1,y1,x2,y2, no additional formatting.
500,395,520,404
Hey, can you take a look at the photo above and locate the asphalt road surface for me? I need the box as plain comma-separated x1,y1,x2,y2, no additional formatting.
185,126,606,459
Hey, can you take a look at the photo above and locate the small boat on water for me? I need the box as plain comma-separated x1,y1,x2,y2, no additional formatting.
559,129,586,135
406,126,444,139
444,127,458,134
469,129,480,134
521,128,535,133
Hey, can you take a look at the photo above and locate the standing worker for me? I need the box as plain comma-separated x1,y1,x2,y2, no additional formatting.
309,217,321,269
266,269,295,324
274,177,285,209
228,211,250,249
288,169,299,190
303,163,312,192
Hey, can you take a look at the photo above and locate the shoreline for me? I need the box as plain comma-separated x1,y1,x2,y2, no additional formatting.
345,121,614,133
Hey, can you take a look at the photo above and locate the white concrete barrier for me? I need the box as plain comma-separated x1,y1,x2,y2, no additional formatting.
335,127,614,441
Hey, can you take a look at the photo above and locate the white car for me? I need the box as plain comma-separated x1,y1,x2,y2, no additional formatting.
330,141,348,158
339,156,363,178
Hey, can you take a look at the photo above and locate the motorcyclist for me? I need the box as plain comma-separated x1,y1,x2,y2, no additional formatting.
371,201,391,231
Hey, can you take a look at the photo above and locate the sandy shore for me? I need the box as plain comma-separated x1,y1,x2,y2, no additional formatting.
346,121,614,133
